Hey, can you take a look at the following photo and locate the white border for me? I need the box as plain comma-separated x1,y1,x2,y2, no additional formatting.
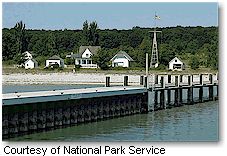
0,0,225,156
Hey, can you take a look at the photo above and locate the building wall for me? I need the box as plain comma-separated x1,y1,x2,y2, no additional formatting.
75,58,98,68
46,60,61,67
24,52,33,60
25,60,35,69
112,58,129,67
169,59,183,70
82,49,92,58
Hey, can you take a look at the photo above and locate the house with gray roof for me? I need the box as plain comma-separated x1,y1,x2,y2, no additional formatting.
73,46,101,68
45,55,65,68
23,51,36,60
24,59,38,69
110,51,134,68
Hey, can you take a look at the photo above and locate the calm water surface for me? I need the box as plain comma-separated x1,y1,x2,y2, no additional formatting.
10,101,218,141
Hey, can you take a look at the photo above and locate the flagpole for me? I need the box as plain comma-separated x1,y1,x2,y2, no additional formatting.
154,12,156,29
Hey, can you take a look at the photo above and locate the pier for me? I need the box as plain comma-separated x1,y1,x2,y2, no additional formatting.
2,73,218,139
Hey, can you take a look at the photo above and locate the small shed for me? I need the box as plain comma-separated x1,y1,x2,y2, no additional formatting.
24,59,38,69
46,55,64,68
110,51,134,68
169,57,185,71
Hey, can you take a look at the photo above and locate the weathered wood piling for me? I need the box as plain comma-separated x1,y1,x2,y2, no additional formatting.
149,74,218,111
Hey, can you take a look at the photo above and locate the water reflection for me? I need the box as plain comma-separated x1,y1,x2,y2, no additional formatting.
11,101,218,141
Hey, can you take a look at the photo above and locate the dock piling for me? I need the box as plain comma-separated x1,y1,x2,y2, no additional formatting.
200,74,203,85
124,76,128,86
140,76,144,85
106,77,110,87
160,76,165,88
175,76,179,87
144,76,148,88
209,74,213,84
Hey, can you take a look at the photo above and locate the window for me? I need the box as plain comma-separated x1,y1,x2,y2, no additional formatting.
87,60,92,64
78,60,81,64
175,59,177,62
86,54,89,57
82,60,86,64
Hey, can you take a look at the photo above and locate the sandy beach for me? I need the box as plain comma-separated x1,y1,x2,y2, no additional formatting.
2,73,142,85
2,71,217,86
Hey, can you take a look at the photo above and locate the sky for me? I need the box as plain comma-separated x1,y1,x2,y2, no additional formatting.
2,2,218,30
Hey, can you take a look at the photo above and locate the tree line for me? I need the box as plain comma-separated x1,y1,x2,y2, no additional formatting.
2,21,218,70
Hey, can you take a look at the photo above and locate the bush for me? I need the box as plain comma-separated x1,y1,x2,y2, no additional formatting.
112,66,129,70
3,60,16,65
44,63,61,70
150,64,167,71
74,64,81,71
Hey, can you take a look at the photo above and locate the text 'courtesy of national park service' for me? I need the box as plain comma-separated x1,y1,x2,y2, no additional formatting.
3,145,166,156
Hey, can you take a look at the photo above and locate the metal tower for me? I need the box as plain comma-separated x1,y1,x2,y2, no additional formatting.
149,13,161,68
149,29,161,68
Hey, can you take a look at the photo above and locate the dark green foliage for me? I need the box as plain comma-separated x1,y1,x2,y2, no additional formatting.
159,43,175,66
2,21,218,70
74,64,81,69
92,49,111,70
65,58,74,65
190,55,200,70
82,20,100,46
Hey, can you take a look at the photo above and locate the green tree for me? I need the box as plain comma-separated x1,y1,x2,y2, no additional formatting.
12,21,28,64
136,37,151,67
82,20,89,45
46,33,58,56
92,49,111,70
13,21,26,54
81,20,100,46
190,55,200,70
89,21,99,45
159,43,175,66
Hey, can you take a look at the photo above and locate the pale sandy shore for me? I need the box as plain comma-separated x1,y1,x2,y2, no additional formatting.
2,72,218,85
2,73,142,85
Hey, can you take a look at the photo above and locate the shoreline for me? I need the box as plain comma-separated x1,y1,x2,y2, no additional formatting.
2,73,141,85
2,71,218,85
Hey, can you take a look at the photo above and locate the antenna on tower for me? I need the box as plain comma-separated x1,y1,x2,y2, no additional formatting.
149,12,162,68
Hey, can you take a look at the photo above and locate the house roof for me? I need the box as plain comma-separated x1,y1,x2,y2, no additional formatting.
48,55,64,61
110,51,134,61
23,51,36,56
79,46,101,56
169,57,184,64
71,53,81,59
24,59,38,64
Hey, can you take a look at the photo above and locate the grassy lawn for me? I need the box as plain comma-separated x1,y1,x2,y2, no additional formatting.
2,64,218,75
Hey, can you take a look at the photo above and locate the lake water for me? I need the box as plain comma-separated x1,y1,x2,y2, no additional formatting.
9,101,218,141
3,85,218,141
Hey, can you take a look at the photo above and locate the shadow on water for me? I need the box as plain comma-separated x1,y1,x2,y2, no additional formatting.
10,101,218,141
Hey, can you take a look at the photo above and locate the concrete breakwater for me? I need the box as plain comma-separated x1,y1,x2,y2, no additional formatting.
2,87,148,139
2,73,218,139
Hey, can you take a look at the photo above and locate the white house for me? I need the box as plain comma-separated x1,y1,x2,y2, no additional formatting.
24,59,38,69
169,57,185,71
23,51,34,60
73,46,101,68
110,51,134,68
46,55,64,68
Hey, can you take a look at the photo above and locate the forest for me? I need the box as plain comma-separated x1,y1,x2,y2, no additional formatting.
2,21,218,70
